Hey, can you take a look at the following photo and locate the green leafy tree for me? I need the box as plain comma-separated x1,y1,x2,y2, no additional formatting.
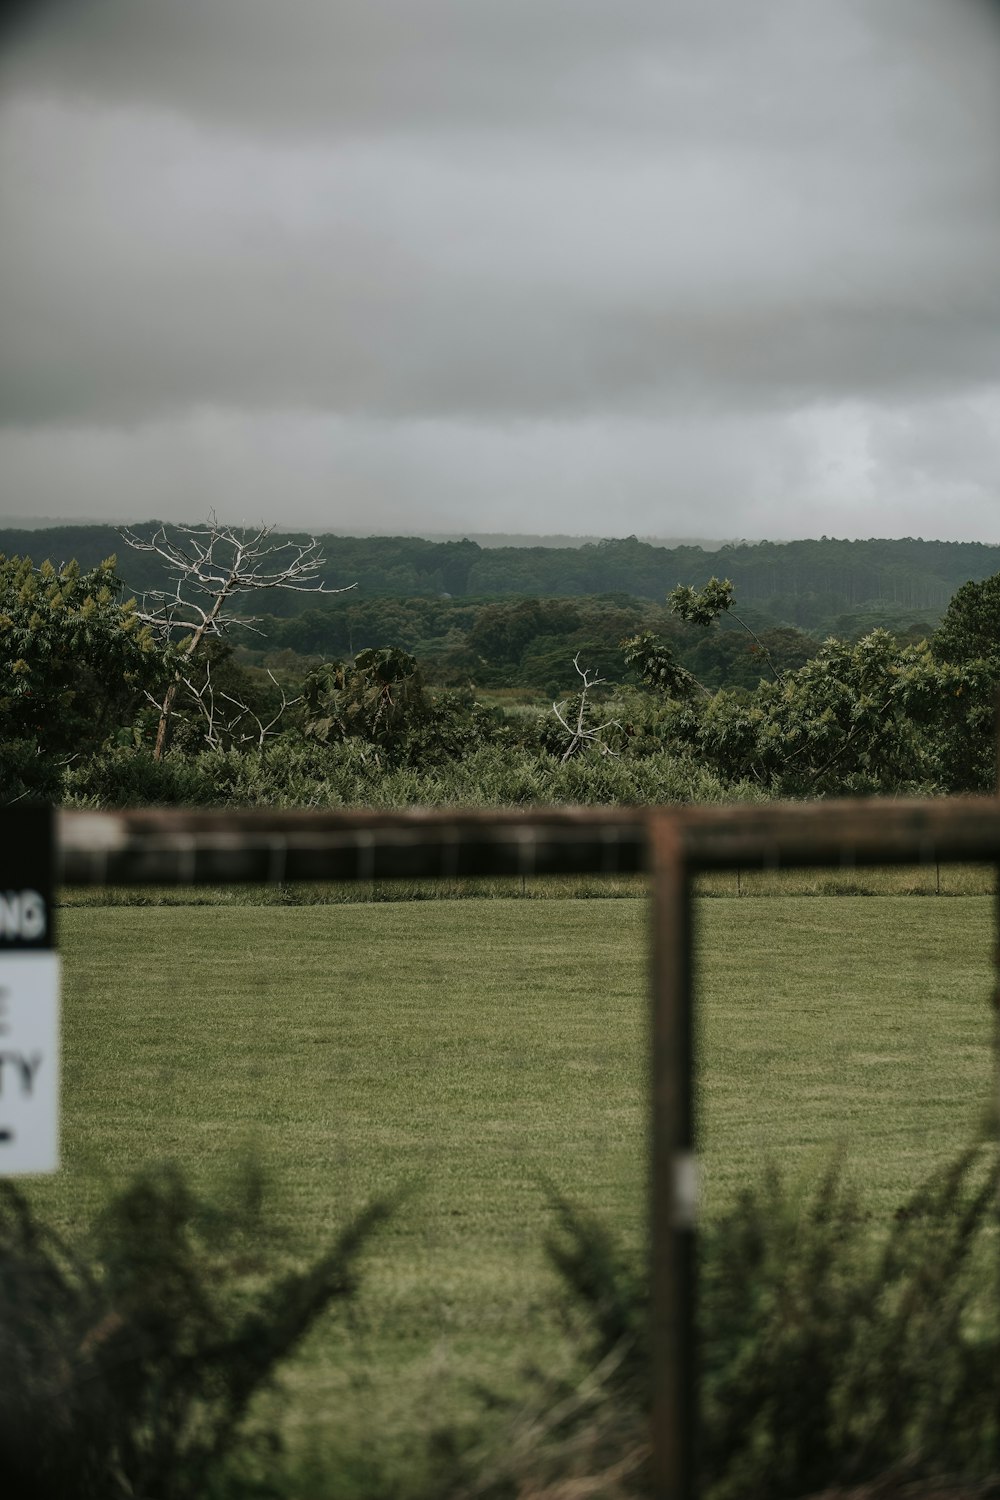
669,576,787,683
894,648,996,794
933,572,1000,668
668,575,737,628
300,646,511,768
621,577,801,706
621,632,701,699
680,631,992,795
0,554,161,802
467,599,582,675
685,625,815,692
722,631,937,793
301,646,431,755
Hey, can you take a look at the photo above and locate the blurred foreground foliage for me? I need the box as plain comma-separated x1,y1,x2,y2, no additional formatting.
524,1142,999,1500
0,1165,391,1500
2,1145,996,1499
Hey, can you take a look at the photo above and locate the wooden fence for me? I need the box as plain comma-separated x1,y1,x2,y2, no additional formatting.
58,800,1000,1500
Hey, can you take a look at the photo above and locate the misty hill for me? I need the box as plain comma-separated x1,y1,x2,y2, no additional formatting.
417,532,737,550
2,523,999,633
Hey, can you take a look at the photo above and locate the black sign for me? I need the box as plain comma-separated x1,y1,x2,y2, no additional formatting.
0,808,55,950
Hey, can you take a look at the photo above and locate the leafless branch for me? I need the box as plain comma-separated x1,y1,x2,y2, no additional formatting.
552,654,622,762
218,671,303,749
179,664,223,751
172,664,302,752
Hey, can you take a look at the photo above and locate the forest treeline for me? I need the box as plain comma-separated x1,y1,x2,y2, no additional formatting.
3,524,999,810
2,525,998,633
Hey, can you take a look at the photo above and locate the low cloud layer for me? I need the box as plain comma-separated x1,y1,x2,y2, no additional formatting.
1,0,998,539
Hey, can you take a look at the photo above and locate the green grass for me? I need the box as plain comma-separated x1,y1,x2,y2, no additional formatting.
27,897,997,1464
59,861,998,909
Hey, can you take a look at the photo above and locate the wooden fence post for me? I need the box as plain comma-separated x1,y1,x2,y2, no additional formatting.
650,811,696,1500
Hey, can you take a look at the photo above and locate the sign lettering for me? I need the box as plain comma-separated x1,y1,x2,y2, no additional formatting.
0,890,47,942
0,1050,44,1094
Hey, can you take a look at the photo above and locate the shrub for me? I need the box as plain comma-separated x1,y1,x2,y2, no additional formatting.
0,737,64,805
544,1144,1000,1500
63,740,759,811
0,1164,391,1500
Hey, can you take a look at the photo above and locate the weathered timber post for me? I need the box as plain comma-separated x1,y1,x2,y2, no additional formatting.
650,811,696,1500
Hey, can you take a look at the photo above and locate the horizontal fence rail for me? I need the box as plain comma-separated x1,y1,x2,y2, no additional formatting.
58,798,1000,885
673,797,1000,869
57,807,648,885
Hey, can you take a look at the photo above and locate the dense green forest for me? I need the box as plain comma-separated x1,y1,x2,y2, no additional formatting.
245,596,817,696
2,524,997,633
2,524,998,810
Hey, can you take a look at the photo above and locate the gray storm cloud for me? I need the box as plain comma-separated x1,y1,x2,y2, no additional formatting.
0,0,998,538
0,1,839,137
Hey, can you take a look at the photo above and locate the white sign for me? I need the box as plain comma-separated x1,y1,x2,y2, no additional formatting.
0,953,60,1174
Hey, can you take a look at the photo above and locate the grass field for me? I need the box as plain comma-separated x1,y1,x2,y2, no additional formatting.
28,895,998,1466
60,861,999,907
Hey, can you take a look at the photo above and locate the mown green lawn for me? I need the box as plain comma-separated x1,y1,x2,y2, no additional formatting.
28,897,996,1448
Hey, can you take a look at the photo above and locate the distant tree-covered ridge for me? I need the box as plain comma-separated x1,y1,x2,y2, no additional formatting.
1,525,998,632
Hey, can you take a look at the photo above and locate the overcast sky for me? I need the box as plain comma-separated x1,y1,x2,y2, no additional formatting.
1,0,999,541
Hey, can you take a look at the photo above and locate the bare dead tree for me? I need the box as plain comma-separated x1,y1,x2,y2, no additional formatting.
552,655,622,763
121,517,352,758
168,663,303,753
